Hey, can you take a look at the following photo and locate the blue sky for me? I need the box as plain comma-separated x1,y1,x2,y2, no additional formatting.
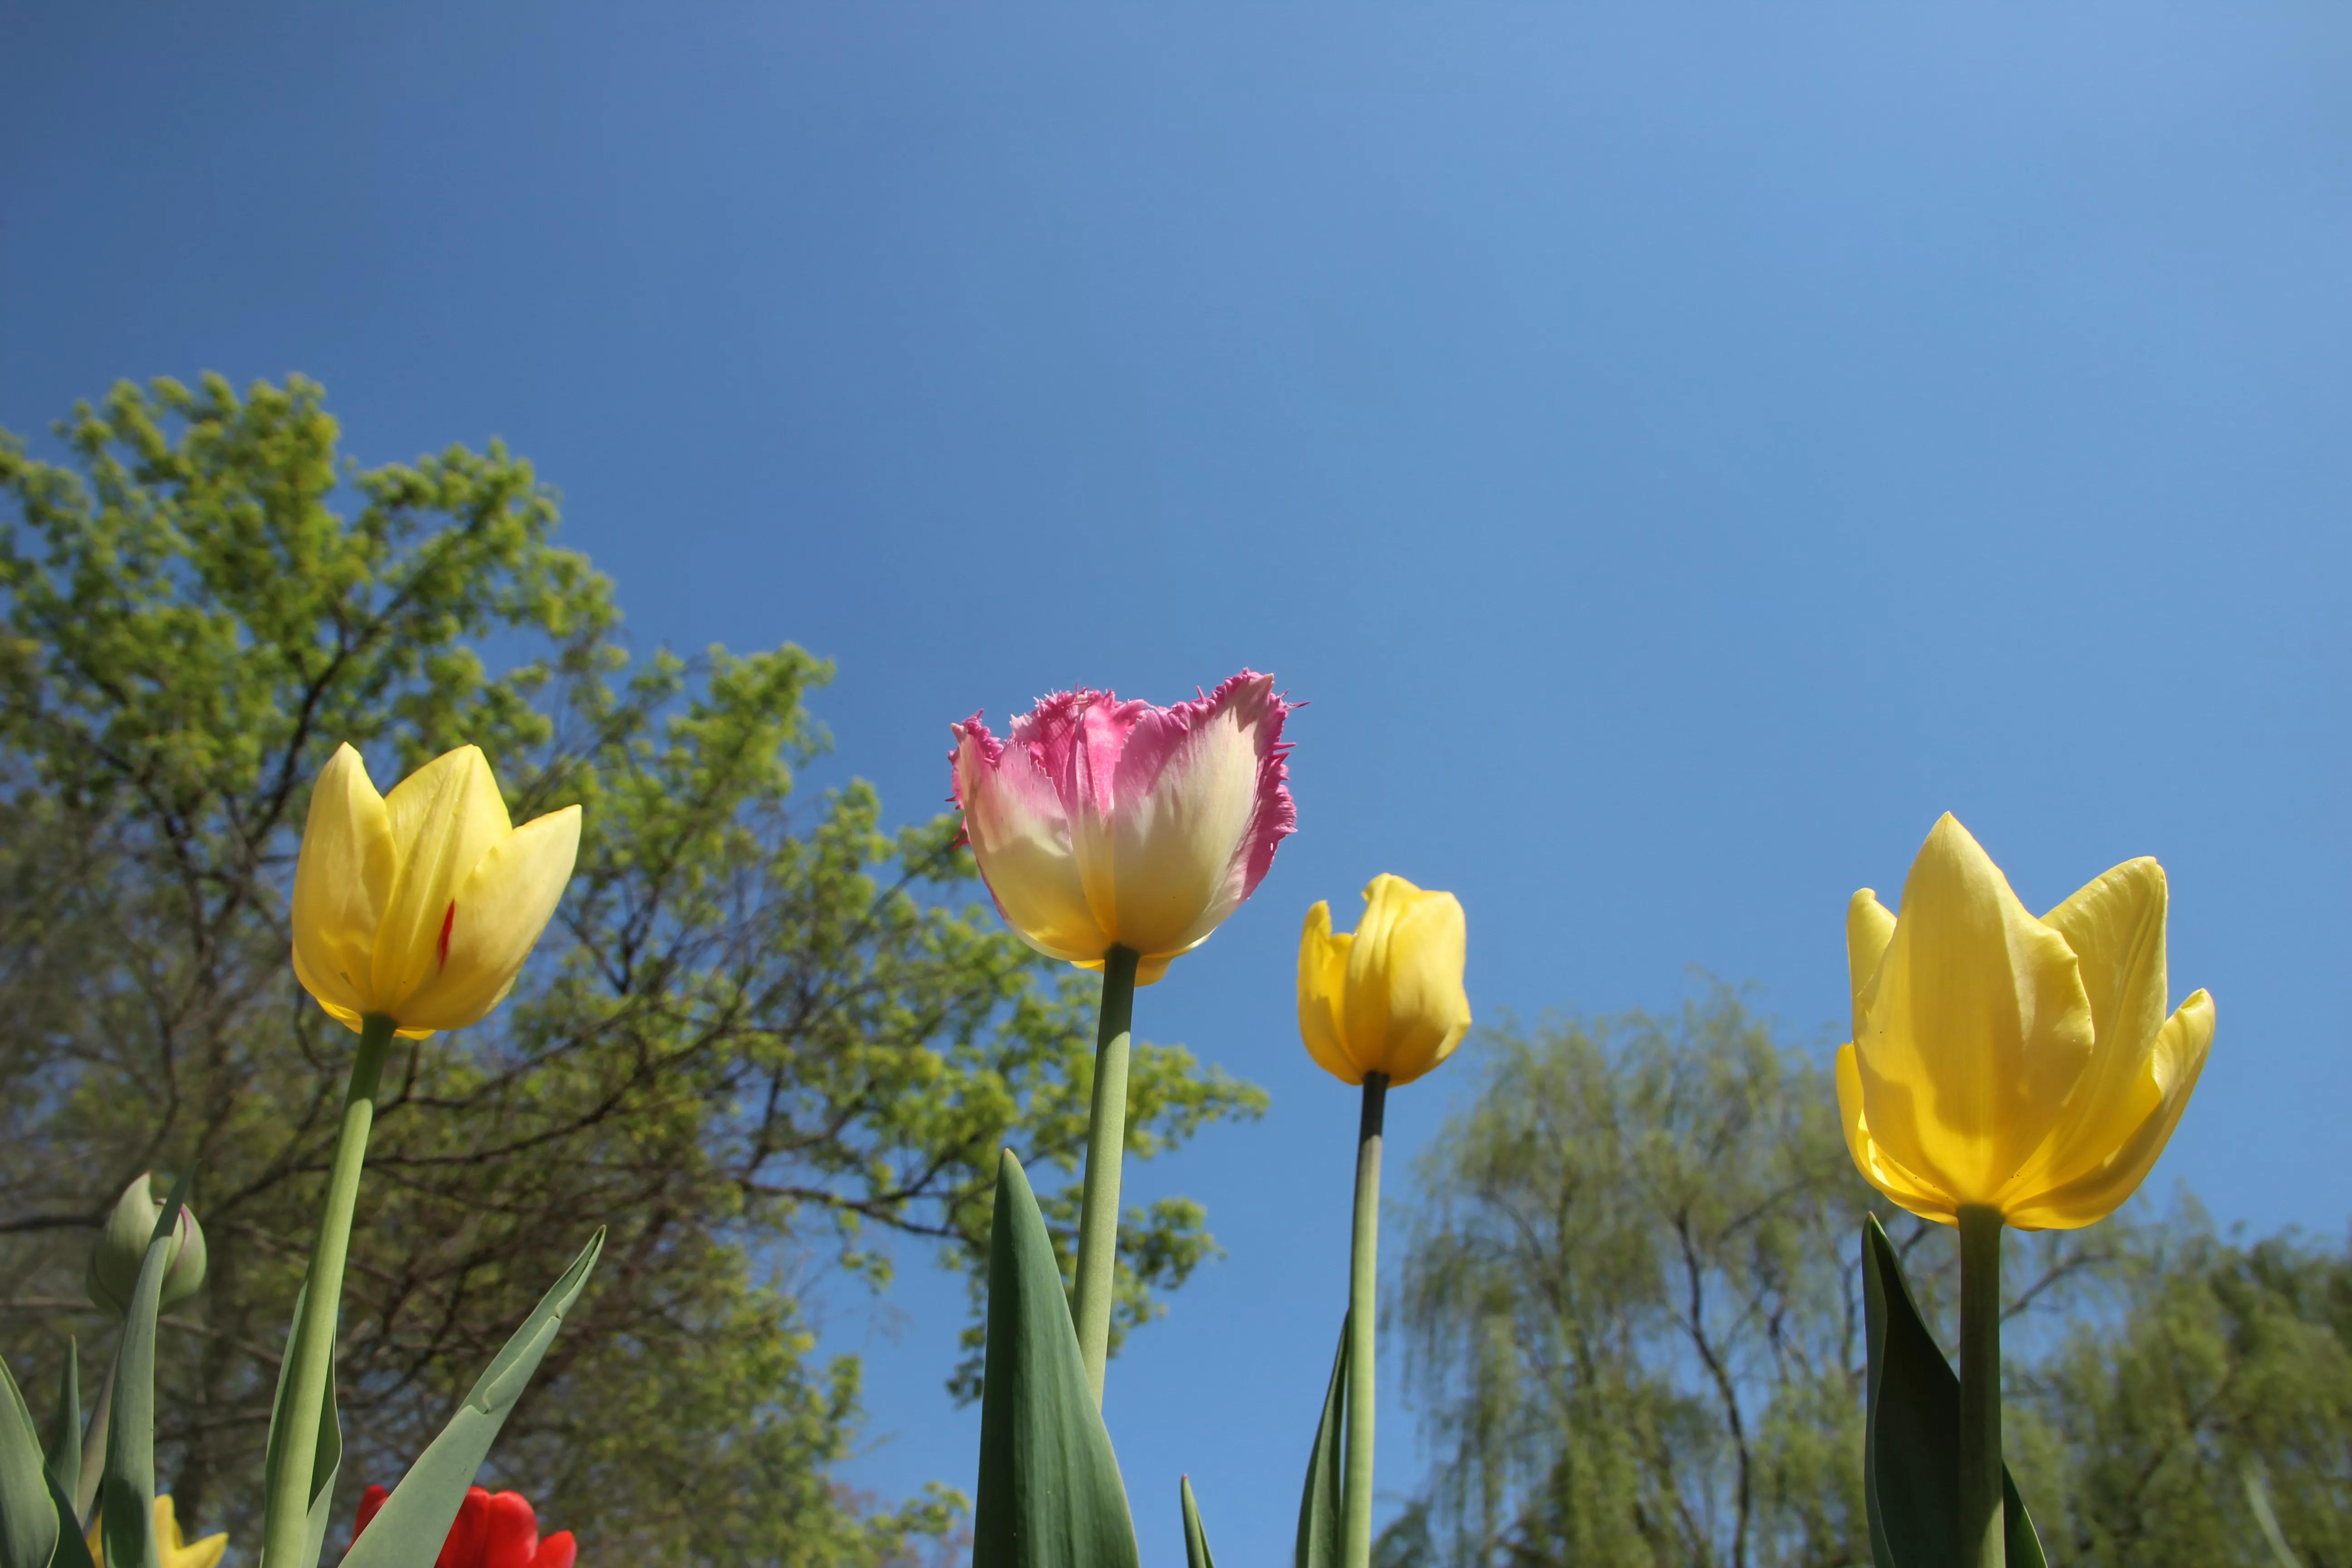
6,4,2348,1563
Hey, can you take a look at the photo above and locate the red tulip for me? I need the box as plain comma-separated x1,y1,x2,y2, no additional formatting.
352,1485,577,1568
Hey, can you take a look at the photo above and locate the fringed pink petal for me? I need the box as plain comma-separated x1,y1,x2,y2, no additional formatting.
950,708,1104,962
1007,688,1146,817
1216,670,1298,906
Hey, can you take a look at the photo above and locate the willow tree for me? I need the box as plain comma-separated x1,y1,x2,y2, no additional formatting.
0,375,1260,1564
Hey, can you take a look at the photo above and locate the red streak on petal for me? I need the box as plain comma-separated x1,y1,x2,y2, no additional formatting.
437,900,456,971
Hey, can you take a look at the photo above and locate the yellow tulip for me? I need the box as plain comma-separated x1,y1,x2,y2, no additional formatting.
1299,874,1472,1087
1838,813,2214,1230
290,743,580,1037
88,1496,228,1568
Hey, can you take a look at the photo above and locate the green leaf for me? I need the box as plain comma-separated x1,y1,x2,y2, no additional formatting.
100,1169,192,1568
1180,1476,1216,1568
1294,1313,1348,1568
1861,1215,2046,1568
258,1285,343,1568
42,1472,94,1568
0,1349,60,1568
2242,1464,2304,1568
971,1150,1138,1568
44,1341,79,1508
340,1229,604,1568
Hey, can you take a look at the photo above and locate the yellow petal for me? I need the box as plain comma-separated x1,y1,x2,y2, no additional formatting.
1854,814,2095,1205
1297,901,1362,1083
960,732,1109,965
1845,889,1896,1042
1338,876,1408,1064
396,805,582,1032
2003,990,2214,1230
371,746,514,1014
2002,858,2173,1202
1365,880,1471,1086
1075,950,1178,985
1836,1043,1956,1221
290,744,397,1024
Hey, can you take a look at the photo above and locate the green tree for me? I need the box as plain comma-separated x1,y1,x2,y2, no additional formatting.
2011,1215,2352,1568
0,374,1262,1563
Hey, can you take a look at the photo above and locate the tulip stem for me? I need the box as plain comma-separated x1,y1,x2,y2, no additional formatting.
1072,946,1140,1410
1958,1205,2005,1568
260,1012,394,1568
1344,1072,1388,1568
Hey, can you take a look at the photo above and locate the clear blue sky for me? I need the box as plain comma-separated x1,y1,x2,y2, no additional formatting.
6,5,2348,1563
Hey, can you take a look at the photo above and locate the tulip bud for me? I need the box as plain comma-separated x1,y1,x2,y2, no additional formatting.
291,743,583,1037
87,1172,207,1318
949,673,1297,987
1298,873,1473,1088
1837,813,2216,1230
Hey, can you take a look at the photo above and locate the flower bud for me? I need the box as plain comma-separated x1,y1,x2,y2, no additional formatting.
87,1173,207,1318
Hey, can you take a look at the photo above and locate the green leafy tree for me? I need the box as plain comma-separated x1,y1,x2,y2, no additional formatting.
0,374,1262,1563
2011,1215,2352,1568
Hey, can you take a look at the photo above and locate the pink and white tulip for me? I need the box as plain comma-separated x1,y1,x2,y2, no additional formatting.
951,671,1297,985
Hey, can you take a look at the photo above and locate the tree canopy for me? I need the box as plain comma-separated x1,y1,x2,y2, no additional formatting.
0,374,1263,1564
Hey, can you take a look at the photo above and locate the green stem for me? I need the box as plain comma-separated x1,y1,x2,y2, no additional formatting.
1344,1073,1387,1568
260,1013,394,1568
1072,946,1139,1410
1958,1205,2004,1568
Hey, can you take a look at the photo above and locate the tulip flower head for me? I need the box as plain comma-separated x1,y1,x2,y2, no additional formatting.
1299,873,1472,1087
1838,814,2215,1231
88,1496,226,1568
87,1171,207,1317
950,671,1296,985
354,1485,578,1568
292,744,581,1038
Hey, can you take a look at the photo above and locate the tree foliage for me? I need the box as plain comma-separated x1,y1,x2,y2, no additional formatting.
0,375,1263,1564
1387,991,2350,1568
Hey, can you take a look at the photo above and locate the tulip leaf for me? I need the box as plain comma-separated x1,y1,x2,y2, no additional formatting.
2242,1464,2304,1568
1180,1476,1216,1568
259,1282,344,1568
340,1228,604,1568
100,1169,191,1568
44,1471,95,1568
44,1340,79,1509
0,1349,60,1568
971,1150,1138,1568
1861,1215,2046,1568
1294,1313,1349,1568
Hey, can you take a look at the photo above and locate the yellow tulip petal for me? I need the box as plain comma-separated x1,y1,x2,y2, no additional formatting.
1855,814,2095,1205
1297,901,1362,1083
2004,857,2172,1200
2003,990,2214,1230
1836,1043,1956,1221
372,746,514,1012
1373,883,1471,1085
290,744,397,1021
1845,889,1896,1041
397,805,582,1032
1339,876,1409,1066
